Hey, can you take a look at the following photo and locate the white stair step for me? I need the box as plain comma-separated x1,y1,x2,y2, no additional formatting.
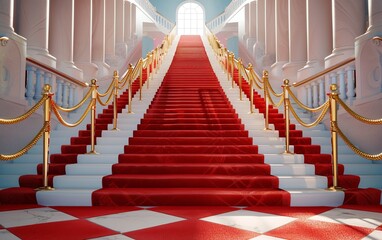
271,164,315,176
320,145,353,154
97,137,129,145
344,164,382,175
303,130,331,137
13,154,43,163
88,145,124,154
0,175,20,188
358,175,382,188
259,145,294,154
248,130,279,138
264,154,305,164
338,154,369,164
0,163,37,175
253,137,284,145
278,175,328,189
101,130,134,138
77,154,119,164
66,164,112,175
53,175,103,189
36,189,93,206
288,189,345,206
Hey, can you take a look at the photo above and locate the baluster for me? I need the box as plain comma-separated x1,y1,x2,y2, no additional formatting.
44,72,52,86
68,84,75,108
330,72,337,85
312,82,318,108
337,69,346,100
34,69,43,101
56,78,64,106
25,65,36,105
346,65,355,103
319,78,325,106
307,84,313,108
62,82,69,108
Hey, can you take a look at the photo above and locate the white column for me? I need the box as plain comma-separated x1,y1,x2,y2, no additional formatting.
246,1,257,52
124,1,132,52
297,0,332,81
130,4,137,47
242,4,250,44
326,0,365,66
49,0,83,80
116,0,127,59
282,0,307,83
253,0,265,71
270,0,289,81
263,0,276,68
92,0,111,77
105,0,118,68
17,0,56,67
0,0,27,104
74,0,98,81
355,0,382,101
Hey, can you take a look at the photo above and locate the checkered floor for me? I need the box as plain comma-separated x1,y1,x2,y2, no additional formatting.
0,205,381,240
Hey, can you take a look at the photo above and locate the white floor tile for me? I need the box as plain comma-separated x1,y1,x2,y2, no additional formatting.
0,230,21,240
88,234,134,240
88,209,185,233
362,230,382,240
309,208,382,229
201,209,296,234
0,207,77,228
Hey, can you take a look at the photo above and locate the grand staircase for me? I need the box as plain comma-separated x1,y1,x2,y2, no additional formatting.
0,35,381,206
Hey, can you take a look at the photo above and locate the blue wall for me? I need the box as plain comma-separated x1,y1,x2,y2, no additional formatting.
149,0,231,23
227,36,239,58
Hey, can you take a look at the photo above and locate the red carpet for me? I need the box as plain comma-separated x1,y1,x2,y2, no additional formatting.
92,35,290,206
1,205,381,239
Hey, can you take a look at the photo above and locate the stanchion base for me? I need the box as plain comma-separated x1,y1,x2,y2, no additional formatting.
283,151,294,155
327,186,345,192
35,186,55,191
111,128,120,131
264,128,272,131
86,151,100,155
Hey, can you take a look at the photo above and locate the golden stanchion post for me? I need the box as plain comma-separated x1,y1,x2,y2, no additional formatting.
248,63,254,114
230,52,235,88
139,59,143,101
327,84,344,191
128,64,133,114
112,71,119,131
263,70,271,130
226,50,230,82
283,79,293,154
146,53,151,89
88,79,98,154
36,84,55,191
238,58,243,101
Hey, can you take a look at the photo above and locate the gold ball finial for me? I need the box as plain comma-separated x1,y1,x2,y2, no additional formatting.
283,79,290,85
91,79,97,85
43,84,51,93
263,70,269,77
247,63,253,69
330,84,337,92
113,70,118,76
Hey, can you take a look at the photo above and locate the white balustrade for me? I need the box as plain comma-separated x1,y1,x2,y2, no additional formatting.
25,62,80,108
301,62,356,108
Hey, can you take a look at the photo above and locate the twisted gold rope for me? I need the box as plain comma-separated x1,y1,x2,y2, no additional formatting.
289,100,330,128
51,99,94,127
0,95,47,124
0,122,48,161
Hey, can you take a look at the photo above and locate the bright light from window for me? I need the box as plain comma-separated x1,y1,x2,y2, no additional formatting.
177,2,204,35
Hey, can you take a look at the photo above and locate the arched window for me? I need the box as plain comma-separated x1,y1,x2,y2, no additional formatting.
177,1,205,35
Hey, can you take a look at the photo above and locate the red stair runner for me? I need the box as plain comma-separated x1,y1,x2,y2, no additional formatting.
92,36,290,206
231,64,381,204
